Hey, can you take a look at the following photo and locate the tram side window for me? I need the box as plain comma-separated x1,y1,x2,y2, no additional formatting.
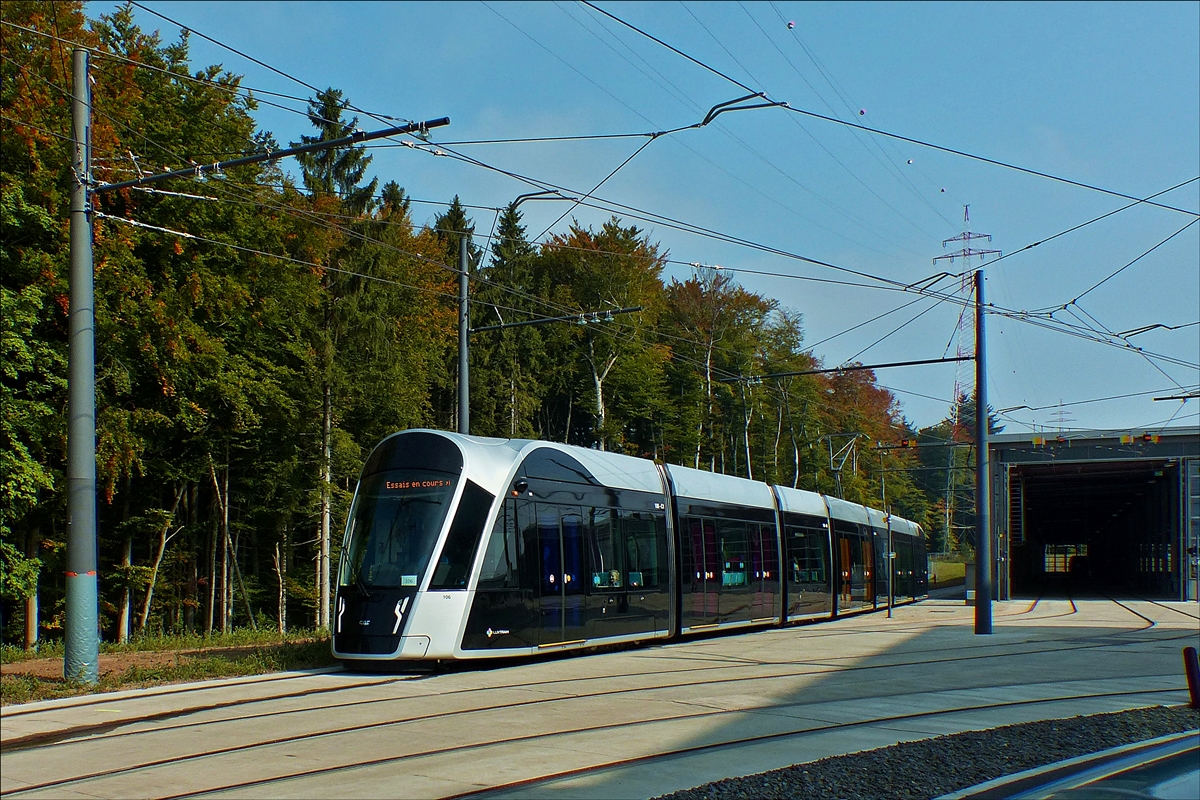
621,510,662,588
429,481,495,589
717,518,750,587
590,507,623,589
787,525,828,584
517,500,540,591
477,499,520,590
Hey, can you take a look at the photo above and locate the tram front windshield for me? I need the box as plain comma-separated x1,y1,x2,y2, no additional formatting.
340,469,457,589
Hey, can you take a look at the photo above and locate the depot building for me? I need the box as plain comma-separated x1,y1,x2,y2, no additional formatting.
989,427,1199,601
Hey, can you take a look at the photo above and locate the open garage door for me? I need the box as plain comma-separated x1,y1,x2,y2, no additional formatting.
1007,460,1180,599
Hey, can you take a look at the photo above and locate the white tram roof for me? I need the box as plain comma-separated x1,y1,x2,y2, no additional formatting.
824,495,869,525
865,506,888,530
773,485,828,518
664,464,776,510
521,440,665,495
406,430,666,496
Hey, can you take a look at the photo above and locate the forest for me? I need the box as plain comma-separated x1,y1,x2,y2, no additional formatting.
1,2,984,647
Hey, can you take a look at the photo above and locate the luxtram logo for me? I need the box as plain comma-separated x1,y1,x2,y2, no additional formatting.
485,628,510,638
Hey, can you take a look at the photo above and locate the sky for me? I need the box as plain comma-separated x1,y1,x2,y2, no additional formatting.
88,1,1200,434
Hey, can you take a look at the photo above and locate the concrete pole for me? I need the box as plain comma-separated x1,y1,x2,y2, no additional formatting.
66,48,99,683
975,270,993,634
458,237,470,435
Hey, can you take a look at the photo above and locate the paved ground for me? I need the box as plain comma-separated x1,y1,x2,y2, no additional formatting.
2,597,1197,799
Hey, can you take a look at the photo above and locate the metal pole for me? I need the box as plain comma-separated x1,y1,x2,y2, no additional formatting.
975,269,993,634
458,237,469,435
66,48,99,683
887,516,894,619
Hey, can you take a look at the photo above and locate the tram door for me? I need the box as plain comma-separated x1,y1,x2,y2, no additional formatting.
718,519,753,623
750,522,780,620
834,521,873,614
537,505,587,644
681,517,718,628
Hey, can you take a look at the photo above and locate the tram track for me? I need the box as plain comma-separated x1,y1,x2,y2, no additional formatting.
3,627,1191,798
3,598,1192,799
3,673,1185,800
14,681,1185,800
441,689,1196,800
6,613,1189,759
1134,596,1200,621
5,599,1189,759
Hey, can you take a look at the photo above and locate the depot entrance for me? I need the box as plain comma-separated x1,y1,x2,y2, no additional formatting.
1008,460,1178,598
991,429,1199,602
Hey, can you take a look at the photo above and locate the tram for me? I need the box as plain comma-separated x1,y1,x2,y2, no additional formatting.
332,430,927,662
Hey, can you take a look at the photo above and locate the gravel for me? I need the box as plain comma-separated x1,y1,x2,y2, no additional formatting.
654,705,1200,800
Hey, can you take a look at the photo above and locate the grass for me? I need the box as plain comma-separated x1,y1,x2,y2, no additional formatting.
930,560,967,587
1,636,335,706
1,627,323,664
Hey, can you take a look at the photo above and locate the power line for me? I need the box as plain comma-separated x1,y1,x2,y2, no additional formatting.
980,177,1199,272
839,297,949,365
17,16,944,476
532,136,657,240
1070,218,1199,304
40,53,1195,379
732,1,959,234
93,212,461,302
0,19,332,111
724,356,974,383
581,3,1200,218
375,132,657,146
21,21,1190,388
998,385,1200,413
762,0,960,230
0,114,75,144
487,2,911,259
573,2,929,256
422,142,1198,369
581,1,756,93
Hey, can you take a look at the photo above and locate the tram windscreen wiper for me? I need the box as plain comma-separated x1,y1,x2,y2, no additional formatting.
356,572,375,600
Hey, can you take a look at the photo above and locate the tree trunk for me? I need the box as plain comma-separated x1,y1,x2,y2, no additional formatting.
206,512,217,635
138,485,185,632
208,460,231,634
209,459,249,632
274,541,286,634
563,391,572,445
319,381,332,630
773,402,783,480
224,462,234,632
702,342,714,469
584,336,618,452
231,529,256,630
592,368,606,451
24,524,39,650
741,384,753,481
117,535,132,643
117,476,132,643
185,482,198,633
